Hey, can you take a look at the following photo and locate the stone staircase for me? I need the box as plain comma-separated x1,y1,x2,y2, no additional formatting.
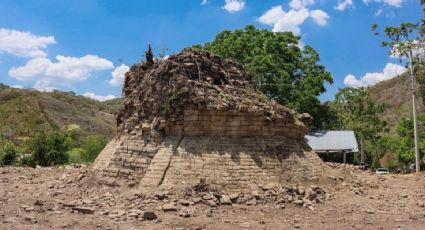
92,138,121,170
139,136,182,188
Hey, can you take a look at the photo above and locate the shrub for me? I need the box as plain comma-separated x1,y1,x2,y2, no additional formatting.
1,141,18,165
67,148,85,164
18,154,36,167
29,131,71,166
80,135,107,162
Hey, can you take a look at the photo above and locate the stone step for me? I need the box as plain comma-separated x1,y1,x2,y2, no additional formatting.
139,136,182,188
92,139,121,170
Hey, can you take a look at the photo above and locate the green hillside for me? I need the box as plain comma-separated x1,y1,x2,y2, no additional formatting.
368,72,425,132
0,83,119,144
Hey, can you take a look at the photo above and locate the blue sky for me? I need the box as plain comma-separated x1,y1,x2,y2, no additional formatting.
0,0,422,101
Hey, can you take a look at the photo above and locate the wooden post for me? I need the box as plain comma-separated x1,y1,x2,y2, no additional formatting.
360,132,365,164
343,151,347,164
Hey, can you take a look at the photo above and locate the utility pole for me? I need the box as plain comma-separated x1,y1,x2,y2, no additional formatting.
360,132,365,165
408,50,420,173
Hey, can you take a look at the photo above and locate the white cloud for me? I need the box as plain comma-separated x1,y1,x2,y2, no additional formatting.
201,0,208,5
334,0,353,11
363,0,403,7
258,6,286,25
8,55,114,90
109,64,130,86
11,85,24,89
273,9,310,35
83,92,117,102
344,63,406,87
289,0,315,10
222,0,245,13
258,5,329,35
375,9,383,16
310,10,329,26
0,28,55,58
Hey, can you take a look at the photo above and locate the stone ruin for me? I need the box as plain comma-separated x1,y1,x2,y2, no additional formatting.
93,48,325,192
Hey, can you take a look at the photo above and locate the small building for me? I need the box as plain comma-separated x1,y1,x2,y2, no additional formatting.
305,130,359,163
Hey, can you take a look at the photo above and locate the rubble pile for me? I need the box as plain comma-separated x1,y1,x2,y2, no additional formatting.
175,181,330,210
117,48,310,137
112,182,331,220
326,162,366,174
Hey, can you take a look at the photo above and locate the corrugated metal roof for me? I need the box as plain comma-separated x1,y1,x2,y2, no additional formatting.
305,130,359,153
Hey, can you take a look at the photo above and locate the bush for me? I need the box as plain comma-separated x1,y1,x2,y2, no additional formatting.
1,141,18,165
80,135,107,162
29,131,71,166
18,154,36,167
67,148,85,164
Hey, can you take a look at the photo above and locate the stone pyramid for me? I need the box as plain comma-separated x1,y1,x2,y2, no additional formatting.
93,48,325,192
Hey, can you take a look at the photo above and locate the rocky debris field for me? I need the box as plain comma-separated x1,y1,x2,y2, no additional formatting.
1,164,425,229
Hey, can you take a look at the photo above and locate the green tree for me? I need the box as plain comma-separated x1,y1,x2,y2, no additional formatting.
29,131,71,166
330,87,387,166
395,115,425,168
196,25,333,129
63,124,83,147
80,135,107,162
0,141,18,165
67,148,85,164
332,88,387,139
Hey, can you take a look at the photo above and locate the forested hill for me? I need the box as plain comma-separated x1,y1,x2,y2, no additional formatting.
0,83,121,144
368,72,425,132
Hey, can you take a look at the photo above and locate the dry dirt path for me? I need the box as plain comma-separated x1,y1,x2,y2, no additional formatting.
1,165,425,230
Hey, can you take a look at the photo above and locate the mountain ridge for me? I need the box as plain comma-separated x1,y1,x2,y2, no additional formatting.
0,83,121,144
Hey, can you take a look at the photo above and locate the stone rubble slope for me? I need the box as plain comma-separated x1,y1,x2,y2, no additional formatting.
117,48,311,136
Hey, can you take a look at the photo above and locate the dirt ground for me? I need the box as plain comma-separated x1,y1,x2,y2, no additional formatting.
1,164,425,230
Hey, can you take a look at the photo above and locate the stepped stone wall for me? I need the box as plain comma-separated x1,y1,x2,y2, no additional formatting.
97,108,324,191
94,48,325,192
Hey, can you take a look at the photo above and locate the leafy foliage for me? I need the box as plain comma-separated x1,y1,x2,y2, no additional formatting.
67,148,85,164
28,131,71,166
0,141,18,165
329,87,387,167
395,115,425,168
80,135,108,162
331,87,387,140
196,25,333,129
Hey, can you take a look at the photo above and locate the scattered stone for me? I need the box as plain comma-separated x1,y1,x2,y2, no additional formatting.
192,197,202,203
178,199,191,206
229,193,240,202
178,210,191,218
34,200,43,206
239,222,251,228
365,209,375,214
63,202,77,208
163,203,178,212
77,173,84,181
143,211,157,220
127,211,139,218
220,195,232,205
72,206,95,214
246,198,257,206
203,194,215,200
23,215,37,224
206,200,217,207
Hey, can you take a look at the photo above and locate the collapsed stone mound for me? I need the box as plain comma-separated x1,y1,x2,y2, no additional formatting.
93,48,325,192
